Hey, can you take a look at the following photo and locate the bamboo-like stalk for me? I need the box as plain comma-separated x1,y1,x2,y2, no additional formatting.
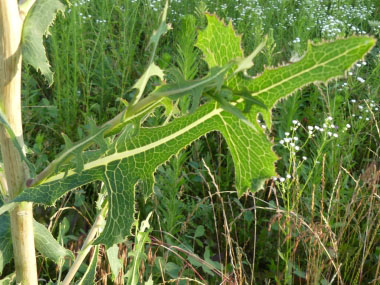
62,202,108,285
0,1,38,284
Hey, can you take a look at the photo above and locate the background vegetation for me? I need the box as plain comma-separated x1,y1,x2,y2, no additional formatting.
3,0,379,283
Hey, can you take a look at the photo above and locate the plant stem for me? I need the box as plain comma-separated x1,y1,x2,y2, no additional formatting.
0,1,37,284
62,203,108,285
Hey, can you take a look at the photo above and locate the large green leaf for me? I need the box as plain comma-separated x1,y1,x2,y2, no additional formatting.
14,15,375,247
21,0,65,85
196,14,376,129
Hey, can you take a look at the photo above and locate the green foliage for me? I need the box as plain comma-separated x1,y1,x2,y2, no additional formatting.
13,14,375,251
0,272,15,285
130,2,169,105
125,212,153,285
106,244,123,281
33,219,74,264
0,110,34,176
1,0,379,283
0,212,72,274
21,0,65,85
0,212,12,275
77,245,99,285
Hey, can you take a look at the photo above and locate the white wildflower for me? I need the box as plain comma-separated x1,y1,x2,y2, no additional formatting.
357,77,365,83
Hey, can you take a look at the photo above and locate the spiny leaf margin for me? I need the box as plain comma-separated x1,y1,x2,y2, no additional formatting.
21,0,65,86
14,15,376,249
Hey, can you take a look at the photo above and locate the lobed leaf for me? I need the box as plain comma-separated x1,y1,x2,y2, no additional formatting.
131,63,164,104
21,0,65,86
14,15,375,248
130,1,169,105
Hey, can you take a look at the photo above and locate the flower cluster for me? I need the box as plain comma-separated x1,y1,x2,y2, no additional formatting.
274,115,347,184
67,0,108,23
351,99,378,121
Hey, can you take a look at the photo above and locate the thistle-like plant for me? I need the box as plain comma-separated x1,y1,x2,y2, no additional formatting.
0,0,375,284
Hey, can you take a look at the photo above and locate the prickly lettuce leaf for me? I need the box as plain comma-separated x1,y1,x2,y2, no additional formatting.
14,15,375,247
196,14,375,129
21,0,65,85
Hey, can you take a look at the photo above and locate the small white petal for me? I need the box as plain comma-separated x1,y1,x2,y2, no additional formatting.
357,77,365,83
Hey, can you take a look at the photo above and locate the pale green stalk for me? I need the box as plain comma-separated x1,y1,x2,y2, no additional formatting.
62,202,108,285
0,0,37,283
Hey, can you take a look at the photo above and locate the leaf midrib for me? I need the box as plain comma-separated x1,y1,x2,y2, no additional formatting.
248,40,368,97
43,39,370,184
44,103,223,183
